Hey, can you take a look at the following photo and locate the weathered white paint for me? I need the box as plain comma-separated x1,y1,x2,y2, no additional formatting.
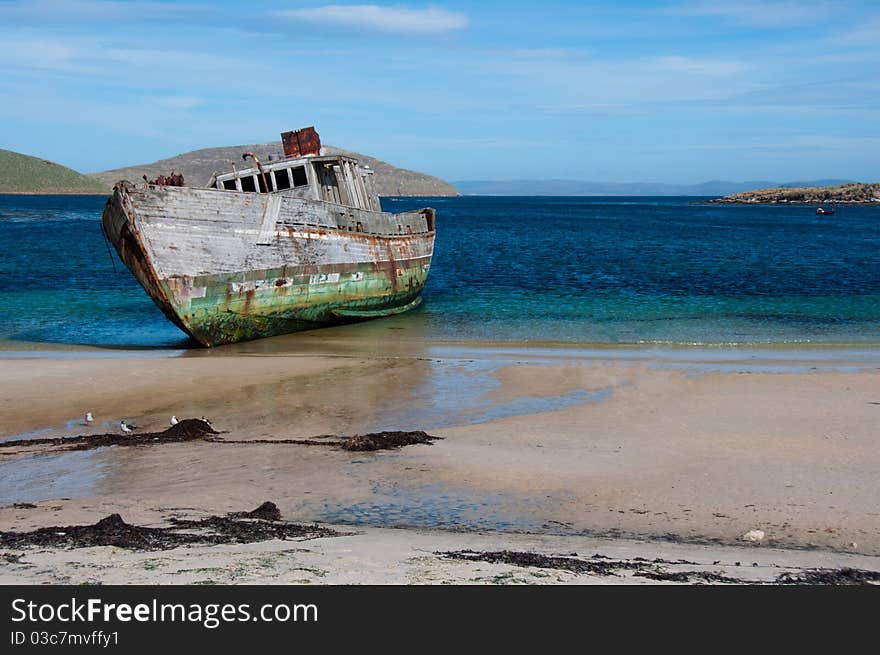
119,185,433,280
256,194,282,245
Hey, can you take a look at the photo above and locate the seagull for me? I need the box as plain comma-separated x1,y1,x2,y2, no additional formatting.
84,412,94,426
120,420,135,434
170,415,179,426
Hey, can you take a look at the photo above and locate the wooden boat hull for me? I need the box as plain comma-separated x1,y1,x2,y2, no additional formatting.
102,182,434,346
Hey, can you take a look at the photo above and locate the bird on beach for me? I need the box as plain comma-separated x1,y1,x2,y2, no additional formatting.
119,420,135,434
170,415,179,426
84,412,94,426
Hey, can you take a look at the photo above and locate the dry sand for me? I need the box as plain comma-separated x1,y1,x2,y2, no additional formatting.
1,343,879,583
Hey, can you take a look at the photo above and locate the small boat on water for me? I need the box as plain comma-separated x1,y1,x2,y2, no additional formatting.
816,207,835,215
102,127,436,347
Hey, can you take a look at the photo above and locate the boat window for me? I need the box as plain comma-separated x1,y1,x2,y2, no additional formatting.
291,166,308,187
240,176,256,193
257,174,269,193
273,170,291,191
222,179,237,190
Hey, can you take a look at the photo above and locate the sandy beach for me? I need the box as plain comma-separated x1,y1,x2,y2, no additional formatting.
2,336,879,584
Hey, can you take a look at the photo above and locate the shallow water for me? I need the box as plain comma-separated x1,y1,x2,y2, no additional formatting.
3,343,876,506
2,194,879,349
0,449,109,505
316,479,562,533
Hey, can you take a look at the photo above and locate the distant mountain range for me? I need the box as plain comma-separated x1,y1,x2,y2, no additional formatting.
90,143,460,197
452,179,856,196
0,144,865,200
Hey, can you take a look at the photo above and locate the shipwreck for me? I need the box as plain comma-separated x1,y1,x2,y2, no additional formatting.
102,127,435,346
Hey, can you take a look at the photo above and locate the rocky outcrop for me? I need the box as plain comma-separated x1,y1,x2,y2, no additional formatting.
712,182,880,204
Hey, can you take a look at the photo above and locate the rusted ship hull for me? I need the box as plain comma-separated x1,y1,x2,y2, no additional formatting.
102,182,434,346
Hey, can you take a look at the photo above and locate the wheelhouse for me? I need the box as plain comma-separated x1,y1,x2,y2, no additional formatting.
208,154,381,212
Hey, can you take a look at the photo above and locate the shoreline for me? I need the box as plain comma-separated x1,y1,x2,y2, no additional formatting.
3,335,880,356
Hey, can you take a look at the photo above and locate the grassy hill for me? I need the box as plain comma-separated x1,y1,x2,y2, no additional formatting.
90,143,459,197
0,148,107,194
714,182,880,204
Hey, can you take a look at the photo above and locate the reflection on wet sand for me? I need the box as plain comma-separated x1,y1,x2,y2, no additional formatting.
1,347,613,530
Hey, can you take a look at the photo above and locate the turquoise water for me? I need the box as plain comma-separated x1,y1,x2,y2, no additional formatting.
1,194,879,348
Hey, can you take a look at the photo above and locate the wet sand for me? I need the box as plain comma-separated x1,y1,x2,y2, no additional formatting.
2,337,879,583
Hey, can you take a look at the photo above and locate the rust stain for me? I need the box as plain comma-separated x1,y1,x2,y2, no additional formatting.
144,172,185,187
385,242,398,292
242,152,270,193
281,127,321,158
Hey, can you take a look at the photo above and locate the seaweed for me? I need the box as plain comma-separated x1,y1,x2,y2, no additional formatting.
0,502,338,551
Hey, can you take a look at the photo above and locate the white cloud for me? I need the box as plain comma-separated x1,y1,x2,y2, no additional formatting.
276,4,468,34
0,0,201,20
104,48,244,72
0,33,249,78
153,95,203,110
832,18,880,46
498,48,580,60
467,51,756,109
675,0,836,27
0,34,93,73
651,55,749,76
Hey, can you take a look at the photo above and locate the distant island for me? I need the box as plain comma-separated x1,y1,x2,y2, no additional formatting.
89,143,459,197
0,148,107,194
712,182,880,205
452,178,855,196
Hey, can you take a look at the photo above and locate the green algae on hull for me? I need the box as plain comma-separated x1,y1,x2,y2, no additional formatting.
167,262,430,346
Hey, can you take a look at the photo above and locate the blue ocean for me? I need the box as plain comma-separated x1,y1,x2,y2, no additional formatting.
1,194,879,349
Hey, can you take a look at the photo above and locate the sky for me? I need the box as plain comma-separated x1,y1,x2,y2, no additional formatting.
0,0,878,183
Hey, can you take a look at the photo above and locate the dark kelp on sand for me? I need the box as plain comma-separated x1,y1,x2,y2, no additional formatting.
0,421,440,454
775,568,880,585
438,550,880,585
0,418,218,452
438,549,739,582
0,502,338,551
211,430,441,451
